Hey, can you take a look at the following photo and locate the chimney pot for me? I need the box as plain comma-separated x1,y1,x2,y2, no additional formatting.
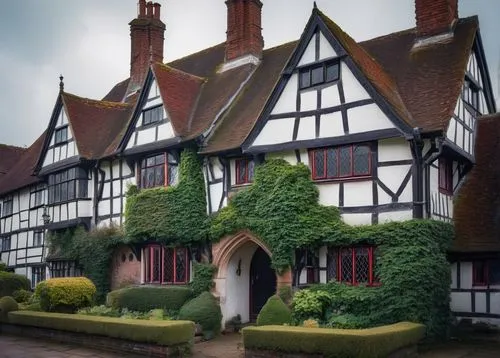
138,0,146,18
146,1,154,18
415,0,458,39
153,3,161,20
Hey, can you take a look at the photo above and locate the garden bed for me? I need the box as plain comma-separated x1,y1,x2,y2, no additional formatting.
242,322,425,358
1,311,195,357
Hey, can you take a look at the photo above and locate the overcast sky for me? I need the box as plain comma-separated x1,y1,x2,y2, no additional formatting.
0,0,498,147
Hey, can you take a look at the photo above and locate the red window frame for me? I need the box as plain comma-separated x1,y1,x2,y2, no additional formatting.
235,158,254,185
327,246,379,286
472,260,500,286
145,245,190,285
310,144,372,180
438,158,453,195
139,153,178,189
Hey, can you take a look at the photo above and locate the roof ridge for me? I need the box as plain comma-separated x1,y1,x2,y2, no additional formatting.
62,92,132,110
0,143,27,151
168,42,226,66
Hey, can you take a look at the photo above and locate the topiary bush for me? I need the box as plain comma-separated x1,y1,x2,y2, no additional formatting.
107,286,193,312
0,271,31,297
35,277,96,313
13,289,33,303
256,295,292,326
0,296,19,321
178,291,222,339
190,262,217,297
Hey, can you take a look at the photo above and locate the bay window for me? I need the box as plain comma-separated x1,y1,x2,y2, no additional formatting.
139,153,178,189
235,158,255,185
48,168,88,204
438,158,453,195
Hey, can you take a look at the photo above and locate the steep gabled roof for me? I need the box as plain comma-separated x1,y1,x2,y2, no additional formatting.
361,16,479,133
0,144,26,177
453,113,500,252
0,132,46,196
102,78,130,102
61,93,134,159
151,63,205,137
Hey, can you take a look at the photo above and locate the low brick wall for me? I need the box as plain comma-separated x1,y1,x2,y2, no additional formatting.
244,345,418,358
1,323,191,357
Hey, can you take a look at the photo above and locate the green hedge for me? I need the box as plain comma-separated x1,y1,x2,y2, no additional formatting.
0,271,31,297
107,286,193,312
0,296,18,321
7,311,194,346
243,322,425,358
178,292,222,339
256,296,291,326
35,277,96,313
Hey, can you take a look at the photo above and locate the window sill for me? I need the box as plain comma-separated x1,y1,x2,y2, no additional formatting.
312,176,372,184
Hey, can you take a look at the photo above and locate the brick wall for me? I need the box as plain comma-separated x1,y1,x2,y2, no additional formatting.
415,0,458,38
110,245,141,290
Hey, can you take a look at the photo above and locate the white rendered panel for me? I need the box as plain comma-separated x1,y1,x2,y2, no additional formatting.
210,183,223,213
341,62,370,103
451,292,471,313
378,165,411,194
319,246,328,283
252,118,295,146
271,74,298,115
343,181,373,207
450,263,458,289
342,213,371,226
298,36,316,66
319,112,343,138
43,149,54,166
348,104,395,134
317,183,340,207
99,200,111,217
446,118,457,144
78,200,92,217
475,292,487,314
490,293,500,314
378,210,413,223
300,90,317,111
319,33,337,60
460,262,473,289
378,138,412,162
157,122,175,140
136,128,156,146
321,85,341,108
113,199,121,215
296,116,316,141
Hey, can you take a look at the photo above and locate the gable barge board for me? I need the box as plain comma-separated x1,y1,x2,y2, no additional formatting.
245,128,401,154
35,96,64,173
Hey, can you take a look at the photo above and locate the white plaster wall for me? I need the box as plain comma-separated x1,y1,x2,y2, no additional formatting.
78,200,92,217
296,116,316,141
451,292,471,312
319,33,337,60
157,122,175,140
300,90,317,112
319,246,327,283
378,210,413,223
321,85,341,108
319,112,343,138
271,74,298,115
347,104,395,134
341,62,370,103
252,118,295,146
210,182,224,213
491,293,500,314
378,138,412,161
460,262,473,289
475,292,487,313
136,128,156,146
317,183,340,207
343,181,373,207
450,262,458,289
341,213,371,226
297,36,316,66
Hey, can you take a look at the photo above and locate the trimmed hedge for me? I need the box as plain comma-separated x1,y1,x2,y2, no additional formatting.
0,296,19,321
35,277,96,313
107,286,193,312
256,296,291,326
13,289,33,303
243,322,425,358
6,311,195,346
178,292,222,339
0,271,31,297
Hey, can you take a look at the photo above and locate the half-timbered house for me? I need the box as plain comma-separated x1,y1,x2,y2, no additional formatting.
0,0,498,325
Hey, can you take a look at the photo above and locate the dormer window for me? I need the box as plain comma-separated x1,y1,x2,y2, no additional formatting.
54,126,68,145
299,61,339,90
142,105,164,126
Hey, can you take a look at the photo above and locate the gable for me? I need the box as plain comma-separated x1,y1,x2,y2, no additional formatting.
42,103,79,168
124,75,176,151
245,19,404,152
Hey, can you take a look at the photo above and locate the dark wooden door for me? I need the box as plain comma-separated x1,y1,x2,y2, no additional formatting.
250,247,276,320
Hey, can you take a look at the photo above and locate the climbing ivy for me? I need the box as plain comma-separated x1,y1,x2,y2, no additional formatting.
125,148,208,246
210,159,454,339
47,225,125,303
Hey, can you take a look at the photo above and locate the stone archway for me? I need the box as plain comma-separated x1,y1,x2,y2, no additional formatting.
212,231,291,327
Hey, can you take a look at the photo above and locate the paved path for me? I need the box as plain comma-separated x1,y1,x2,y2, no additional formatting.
0,333,243,358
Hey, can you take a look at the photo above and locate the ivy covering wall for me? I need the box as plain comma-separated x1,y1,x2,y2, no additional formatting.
125,148,208,246
210,159,454,338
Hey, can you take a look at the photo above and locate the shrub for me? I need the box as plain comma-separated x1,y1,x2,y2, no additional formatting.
77,305,121,317
178,292,222,339
190,262,217,297
13,289,33,303
302,319,319,328
278,285,293,306
256,295,292,326
8,311,195,347
291,289,331,322
243,322,426,358
35,277,96,313
0,261,7,271
0,296,19,321
107,286,192,312
0,271,31,297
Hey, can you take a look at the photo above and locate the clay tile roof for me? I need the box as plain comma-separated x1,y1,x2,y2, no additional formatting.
361,16,478,133
202,41,298,153
102,78,130,102
0,132,46,196
453,113,500,252
61,92,134,159
317,10,415,128
0,144,26,178
151,62,205,136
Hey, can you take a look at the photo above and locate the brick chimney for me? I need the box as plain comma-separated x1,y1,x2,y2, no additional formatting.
415,0,458,39
128,0,165,93
225,0,264,64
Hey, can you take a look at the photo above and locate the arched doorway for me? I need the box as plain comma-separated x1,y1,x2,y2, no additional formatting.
250,247,276,319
